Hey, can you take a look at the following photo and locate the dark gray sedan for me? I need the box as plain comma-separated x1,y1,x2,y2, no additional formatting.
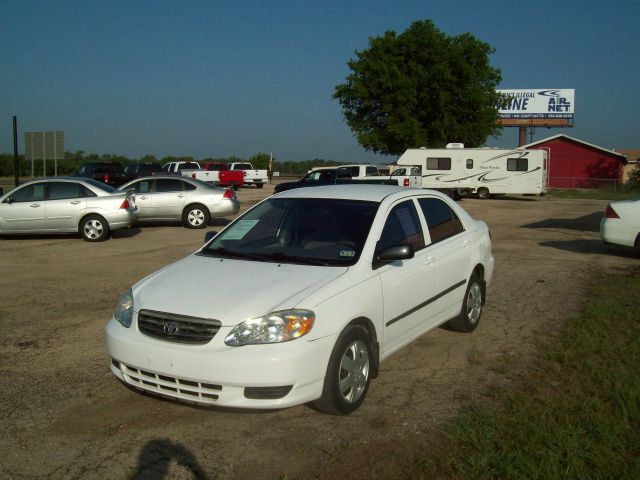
0,177,137,241
118,176,240,228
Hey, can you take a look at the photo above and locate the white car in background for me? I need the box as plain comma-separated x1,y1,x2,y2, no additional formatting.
118,176,240,228
105,185,494,414
600,198,640,256
0,177,137,241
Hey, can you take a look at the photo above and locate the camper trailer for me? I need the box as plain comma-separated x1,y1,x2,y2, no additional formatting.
397,144,548,199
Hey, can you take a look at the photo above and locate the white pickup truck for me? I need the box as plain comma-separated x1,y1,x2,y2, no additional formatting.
228,163,269,188
162,161,212,181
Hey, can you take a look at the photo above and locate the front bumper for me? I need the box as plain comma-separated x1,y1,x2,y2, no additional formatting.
105,317,335,409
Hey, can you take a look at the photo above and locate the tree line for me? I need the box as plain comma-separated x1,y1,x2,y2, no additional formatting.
0,151,348,178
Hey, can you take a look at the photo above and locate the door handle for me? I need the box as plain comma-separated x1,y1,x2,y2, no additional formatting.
30,204,41,208
424,255,434,266
140,195,147,200
70,200,81,205
177,194,184,198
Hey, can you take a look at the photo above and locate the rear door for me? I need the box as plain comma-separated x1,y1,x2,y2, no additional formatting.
416,196,471,319
150,178,187,218
44,181,88,230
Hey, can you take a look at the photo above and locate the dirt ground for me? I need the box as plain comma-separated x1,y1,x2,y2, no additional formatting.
1,182,638,479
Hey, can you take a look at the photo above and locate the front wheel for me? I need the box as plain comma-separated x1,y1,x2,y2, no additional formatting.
447,272,483,332
182,204,210,229
314,325,372,415
80,214,110,242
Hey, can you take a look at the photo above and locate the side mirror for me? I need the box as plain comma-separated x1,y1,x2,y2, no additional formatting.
373,244,414,269
203,230,218,243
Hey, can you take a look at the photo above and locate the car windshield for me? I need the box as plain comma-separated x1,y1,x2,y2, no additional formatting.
200,197,378,266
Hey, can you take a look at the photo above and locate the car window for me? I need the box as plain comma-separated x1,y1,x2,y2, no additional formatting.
182,181,196,191
378,200,425,252
418,197,465,244
48,182,84,200
155,179,184,192
132,180,152,194
8,183,46,203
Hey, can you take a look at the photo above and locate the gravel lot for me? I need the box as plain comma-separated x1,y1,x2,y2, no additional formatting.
1,182,637,479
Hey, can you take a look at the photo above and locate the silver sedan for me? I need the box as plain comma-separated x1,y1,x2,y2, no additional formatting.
0,177,138,241
118,176,240,228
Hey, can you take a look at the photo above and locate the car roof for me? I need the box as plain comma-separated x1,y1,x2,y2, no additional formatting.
273,184,444,203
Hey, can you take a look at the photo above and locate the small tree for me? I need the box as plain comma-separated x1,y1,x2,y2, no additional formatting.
334,19,503,155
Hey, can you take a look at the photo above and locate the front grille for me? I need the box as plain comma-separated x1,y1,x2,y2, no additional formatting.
118,361,222,404
138,309,221,345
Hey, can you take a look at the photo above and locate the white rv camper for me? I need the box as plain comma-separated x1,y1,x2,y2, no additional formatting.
397,143,548,199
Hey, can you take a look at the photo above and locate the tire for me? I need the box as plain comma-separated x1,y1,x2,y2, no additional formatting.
257,183,264,189
477,187,490,200
182,204,210,229
634,233,640,258
314,325,372,415
80,214,110,242
447,272,483,332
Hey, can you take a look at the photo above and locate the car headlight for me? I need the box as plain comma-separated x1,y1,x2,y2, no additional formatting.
114,288,134,328
224,309,315,346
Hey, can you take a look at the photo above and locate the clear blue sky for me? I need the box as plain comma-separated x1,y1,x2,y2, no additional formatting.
1,0,639,164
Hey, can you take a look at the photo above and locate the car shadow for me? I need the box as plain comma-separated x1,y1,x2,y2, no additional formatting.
131,218,232,229
521,211,603,233
539,239,639,258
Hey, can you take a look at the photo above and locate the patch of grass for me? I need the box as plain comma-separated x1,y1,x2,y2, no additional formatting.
416,268,640,479
547,188,640,200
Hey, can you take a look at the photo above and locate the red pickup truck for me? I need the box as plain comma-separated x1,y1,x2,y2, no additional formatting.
201,162,245,189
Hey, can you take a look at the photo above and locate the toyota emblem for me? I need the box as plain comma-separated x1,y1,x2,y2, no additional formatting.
163,322,178,335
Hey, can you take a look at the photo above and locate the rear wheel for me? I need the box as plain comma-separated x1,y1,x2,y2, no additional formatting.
80,214,110,242
182,204,210,229
447,272,483,332
257,183,264,189
477,187,490,200
314,325,372,415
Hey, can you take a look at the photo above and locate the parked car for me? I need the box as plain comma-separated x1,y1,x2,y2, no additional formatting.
105,185,494,414
74,162,126,187
123,162,163,182
600,198,640,256
118,176,240,228
0,177,137,241
274,167,399,193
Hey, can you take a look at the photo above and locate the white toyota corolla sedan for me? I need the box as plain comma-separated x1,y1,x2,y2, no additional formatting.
105,185,494,414
600,198,640,256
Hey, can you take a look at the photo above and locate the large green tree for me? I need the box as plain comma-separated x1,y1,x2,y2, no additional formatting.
334,20,503,155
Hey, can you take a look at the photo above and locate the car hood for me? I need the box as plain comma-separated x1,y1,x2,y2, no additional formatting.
133,254,348,325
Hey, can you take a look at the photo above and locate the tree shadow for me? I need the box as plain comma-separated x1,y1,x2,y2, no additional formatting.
521,212,603,233
134,439,210,479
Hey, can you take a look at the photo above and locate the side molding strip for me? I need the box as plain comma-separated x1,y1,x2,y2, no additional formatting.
385,280,466,327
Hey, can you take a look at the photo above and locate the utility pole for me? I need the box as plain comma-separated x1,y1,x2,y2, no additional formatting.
13,116,19,186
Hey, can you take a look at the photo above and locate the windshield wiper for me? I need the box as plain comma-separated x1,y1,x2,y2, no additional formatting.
252,251,333,266
198,247,266,261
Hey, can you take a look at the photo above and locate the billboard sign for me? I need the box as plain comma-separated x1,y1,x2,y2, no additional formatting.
25,131,65,176
496,89,574,126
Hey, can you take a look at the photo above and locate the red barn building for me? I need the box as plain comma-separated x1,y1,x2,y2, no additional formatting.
522,134,627,189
